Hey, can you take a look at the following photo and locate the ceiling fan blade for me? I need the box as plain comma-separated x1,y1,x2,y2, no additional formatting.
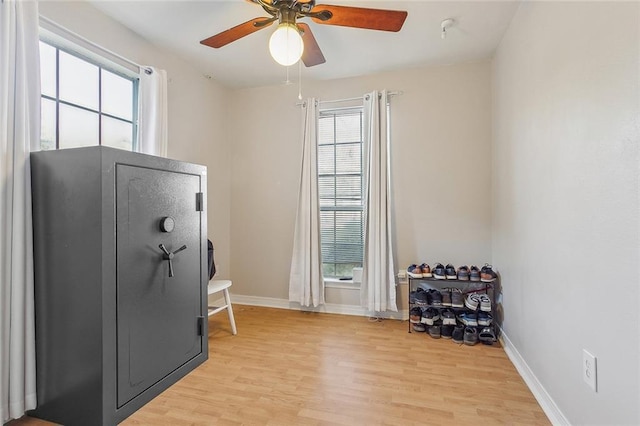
311,5,407,32
200,18,275,49
298,23,326,67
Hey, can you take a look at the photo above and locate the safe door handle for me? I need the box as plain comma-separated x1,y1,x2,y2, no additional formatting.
173,245,187,255
159,244,187,277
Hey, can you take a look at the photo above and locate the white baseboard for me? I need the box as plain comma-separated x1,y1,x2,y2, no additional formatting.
498,327,569,426
229,293,407,320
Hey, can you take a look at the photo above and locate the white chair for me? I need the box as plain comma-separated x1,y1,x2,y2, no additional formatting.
207,279,237,335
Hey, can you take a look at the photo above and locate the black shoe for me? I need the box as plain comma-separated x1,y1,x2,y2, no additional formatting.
428,289,442,307
445,264,457,279
452,325,465,343
463,327,478,345
414,288,429,306
469,265,481,282
407,264,423,278
428,324,441,339
441,325,454,339
441,288,452,307
477,311,493,326
481,264,498,283
433,263,446,280
458,311,478,327
412,323,426,332
479,294,492,312
451,288,464,308
409,307,423,324
422,307,440,325
440,308,456,325
479,326,496,344
457,265,470,281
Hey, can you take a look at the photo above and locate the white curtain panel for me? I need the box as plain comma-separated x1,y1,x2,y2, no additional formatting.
361,90,397,312
138,66,168,157
0,0,40,421
289,98,324,307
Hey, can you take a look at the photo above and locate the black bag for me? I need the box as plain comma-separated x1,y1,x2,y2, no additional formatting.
207,239,216,279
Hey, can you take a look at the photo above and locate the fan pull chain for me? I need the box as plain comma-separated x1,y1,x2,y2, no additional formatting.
285,65,290,85
298,59,303,100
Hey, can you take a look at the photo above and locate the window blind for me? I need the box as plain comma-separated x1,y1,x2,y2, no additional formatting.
318,108,364,277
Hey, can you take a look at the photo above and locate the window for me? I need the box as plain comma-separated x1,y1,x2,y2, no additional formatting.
318,107,365,278
39,40,138,151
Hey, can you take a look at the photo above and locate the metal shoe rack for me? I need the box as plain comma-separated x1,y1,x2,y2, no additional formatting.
407,276,494,333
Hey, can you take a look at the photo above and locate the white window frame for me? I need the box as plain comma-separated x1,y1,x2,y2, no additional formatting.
318,105,365,282
39,25,139,151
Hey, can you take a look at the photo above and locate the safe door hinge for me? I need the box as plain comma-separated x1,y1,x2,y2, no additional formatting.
197,316,205,336
196,192,204,211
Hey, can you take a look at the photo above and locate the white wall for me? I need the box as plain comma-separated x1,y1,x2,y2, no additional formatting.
35,2,640,422
492,2,639,424
38,1,232,278
228,61,493,311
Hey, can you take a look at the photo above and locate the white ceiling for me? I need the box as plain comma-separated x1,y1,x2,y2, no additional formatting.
89,0,521,88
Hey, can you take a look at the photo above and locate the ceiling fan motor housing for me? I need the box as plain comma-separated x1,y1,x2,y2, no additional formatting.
278,7,298,26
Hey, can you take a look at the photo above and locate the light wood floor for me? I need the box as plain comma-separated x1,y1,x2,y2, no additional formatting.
9,305,549,425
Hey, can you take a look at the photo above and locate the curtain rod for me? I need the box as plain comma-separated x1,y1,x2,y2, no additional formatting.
296,91,402,106
39,16,153,75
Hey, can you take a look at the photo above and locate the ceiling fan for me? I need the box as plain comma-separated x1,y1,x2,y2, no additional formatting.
200,0,408,67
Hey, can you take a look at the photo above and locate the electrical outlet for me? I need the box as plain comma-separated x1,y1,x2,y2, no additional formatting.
583,349,597,392
397,270,406,279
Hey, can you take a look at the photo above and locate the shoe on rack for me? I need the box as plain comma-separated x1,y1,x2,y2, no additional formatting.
410,307,423,324
452,325,465,344
428,289,443,307
479,294,492,312
432,263,446,280
440,308,457,326
457,265,470,281
441,325,454,339
407,264,423,278
458,312,478,327
481,264,498,283
463,327,478,345
469,265,481,282
451,288,464,308
421,307,440,325
465,293,481,311
428,324,441,339
441,288,452,307
412,323,426,332
445,264,457,280
420,263,432,278
414,288,429,306
478,326,496,344
477,311,493,326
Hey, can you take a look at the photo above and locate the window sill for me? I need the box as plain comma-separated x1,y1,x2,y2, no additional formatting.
324,278,360,290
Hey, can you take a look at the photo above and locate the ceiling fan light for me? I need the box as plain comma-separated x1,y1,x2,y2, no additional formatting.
269,23,304,66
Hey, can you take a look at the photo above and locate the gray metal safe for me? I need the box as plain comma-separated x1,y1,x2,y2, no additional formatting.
29,146,208,425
